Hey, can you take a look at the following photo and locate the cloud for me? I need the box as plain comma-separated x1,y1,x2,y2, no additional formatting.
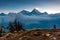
17,13,60,29
0,12,60,29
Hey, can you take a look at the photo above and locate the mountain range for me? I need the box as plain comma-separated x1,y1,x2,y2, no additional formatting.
0,9,60,29
19,9,48,16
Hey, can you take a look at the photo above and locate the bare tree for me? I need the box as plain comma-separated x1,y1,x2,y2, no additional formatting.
8,22,15,33
13,19,25,32
0,25,3,37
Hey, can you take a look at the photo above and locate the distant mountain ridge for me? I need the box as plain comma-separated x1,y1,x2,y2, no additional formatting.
0,9,60,16
0,8,48,16
19,9,48,16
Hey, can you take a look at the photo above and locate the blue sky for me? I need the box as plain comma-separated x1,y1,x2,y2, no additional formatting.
0,0,60,14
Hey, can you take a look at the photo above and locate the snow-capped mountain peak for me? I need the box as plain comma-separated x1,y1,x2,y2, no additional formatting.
20,10,30,15
31,8,40,13
28,9,42,15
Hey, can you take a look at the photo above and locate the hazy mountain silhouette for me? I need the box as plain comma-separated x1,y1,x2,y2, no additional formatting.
0,13,7,16
19,9,48,16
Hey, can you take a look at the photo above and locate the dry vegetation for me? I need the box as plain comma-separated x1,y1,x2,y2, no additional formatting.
0,29,60,40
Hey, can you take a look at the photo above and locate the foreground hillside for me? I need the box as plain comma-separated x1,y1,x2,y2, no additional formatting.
0,29,60,40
